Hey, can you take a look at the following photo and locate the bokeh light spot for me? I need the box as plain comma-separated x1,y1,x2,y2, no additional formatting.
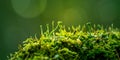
11,0,47,18
62,8,87,26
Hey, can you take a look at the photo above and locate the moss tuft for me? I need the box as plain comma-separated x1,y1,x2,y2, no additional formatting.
9,21,120,60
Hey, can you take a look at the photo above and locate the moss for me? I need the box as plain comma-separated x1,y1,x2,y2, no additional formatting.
9,21,120,60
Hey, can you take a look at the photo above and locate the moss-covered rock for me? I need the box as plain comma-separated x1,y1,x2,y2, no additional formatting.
9,21,120,60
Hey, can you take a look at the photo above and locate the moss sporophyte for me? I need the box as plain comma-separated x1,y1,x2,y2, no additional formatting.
9,21,120,60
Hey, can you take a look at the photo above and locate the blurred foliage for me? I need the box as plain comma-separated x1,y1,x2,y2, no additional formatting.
9,21,120,60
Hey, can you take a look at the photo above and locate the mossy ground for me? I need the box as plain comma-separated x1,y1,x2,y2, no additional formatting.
9,21,120,60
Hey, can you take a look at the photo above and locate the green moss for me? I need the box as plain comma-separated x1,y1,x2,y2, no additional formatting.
9,21,120,60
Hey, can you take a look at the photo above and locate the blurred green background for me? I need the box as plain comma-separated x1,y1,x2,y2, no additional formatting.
0,0,120,59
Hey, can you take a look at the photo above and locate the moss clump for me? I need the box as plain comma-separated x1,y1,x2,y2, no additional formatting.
9,21,120,60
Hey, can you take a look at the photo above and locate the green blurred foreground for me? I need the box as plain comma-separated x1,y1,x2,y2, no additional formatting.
9,22,120,60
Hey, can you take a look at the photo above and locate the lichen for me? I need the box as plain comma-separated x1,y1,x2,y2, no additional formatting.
9,21,120,60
